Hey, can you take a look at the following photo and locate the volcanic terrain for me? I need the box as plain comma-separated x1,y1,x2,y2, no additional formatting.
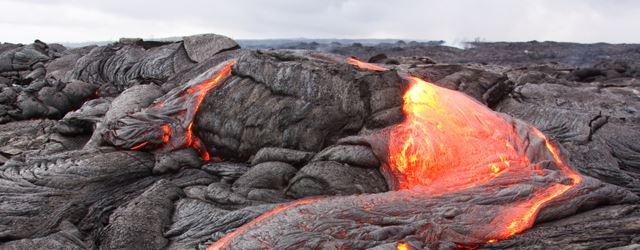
0,34,639,249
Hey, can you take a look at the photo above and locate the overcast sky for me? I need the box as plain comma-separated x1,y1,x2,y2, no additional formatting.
1,0,639,44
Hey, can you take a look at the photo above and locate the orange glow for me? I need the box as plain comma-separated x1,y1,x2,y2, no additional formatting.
186,122,194,147
188,61,235,115
490,164,501,175
390,76,582,240
346,56,389,71
349,58,582,241
397,242,410,250
208,198,322,250
489,128,582,239
161,124,171,143
186,122,211,161
130,141,148,150
128,61,234,162
533,129,564,164
201,150,211,161
388,76,525,192
183,61,234,161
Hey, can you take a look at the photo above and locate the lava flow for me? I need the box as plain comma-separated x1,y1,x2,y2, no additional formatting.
346,56,389,71
388,76,526,192
105,60,235,161
352,57,583,239
389,75,582,240
205,58,583,249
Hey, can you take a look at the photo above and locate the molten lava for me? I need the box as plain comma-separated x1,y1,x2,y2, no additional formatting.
397,242,410,250
204,57,583,249
116,60,235,160
346,56,389,71
388,76,526,192
389,75,582,240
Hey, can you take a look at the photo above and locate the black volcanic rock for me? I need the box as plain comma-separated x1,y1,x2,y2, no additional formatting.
183,34,239,63
232,161,297,196
65,41,188,96
0,221,88,250
1,35,640,249
311,144,380,169
496,78,640,194
211,174,636,249
326,41,640,70
286,160,388,198
99,179,182,250
0,40,52,74
409,64,512,107
249,147,314,167
368,53,388,63
0,119,89,164
201,162,250,184
0,34,240,124
0,149,157,242
196,50,405,160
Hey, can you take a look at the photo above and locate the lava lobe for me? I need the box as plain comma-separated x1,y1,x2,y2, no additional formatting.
386,75,582,240
205,59,587,249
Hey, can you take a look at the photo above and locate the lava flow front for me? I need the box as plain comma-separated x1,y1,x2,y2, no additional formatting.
388,75,582,240
349,58,583,240
203,58,583,249
388,76,525,192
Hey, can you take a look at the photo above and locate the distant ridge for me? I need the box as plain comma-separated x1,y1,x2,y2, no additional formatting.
58,37,441,48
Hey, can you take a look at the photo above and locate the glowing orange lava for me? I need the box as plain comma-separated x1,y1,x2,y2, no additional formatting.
186,121,211,161
487,127,582,239
351,57,581,241
161,124,171,143
187,61,235,113
391,75,582,240
130,141,149,150
181,61,234,160
397,242,411,250
346,56,389,71
388,76,529,192
128,60,235,161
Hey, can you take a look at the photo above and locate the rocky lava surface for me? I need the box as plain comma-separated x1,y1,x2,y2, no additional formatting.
1,35,640,249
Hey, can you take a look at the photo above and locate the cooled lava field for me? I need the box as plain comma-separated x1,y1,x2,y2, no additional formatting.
1,34,639,249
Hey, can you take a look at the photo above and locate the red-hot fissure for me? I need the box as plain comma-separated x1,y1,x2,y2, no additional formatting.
128,60,235,160
202,58,582,249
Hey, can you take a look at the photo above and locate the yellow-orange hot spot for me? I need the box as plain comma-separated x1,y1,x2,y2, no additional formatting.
388,76,524,192
397,242,410,250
